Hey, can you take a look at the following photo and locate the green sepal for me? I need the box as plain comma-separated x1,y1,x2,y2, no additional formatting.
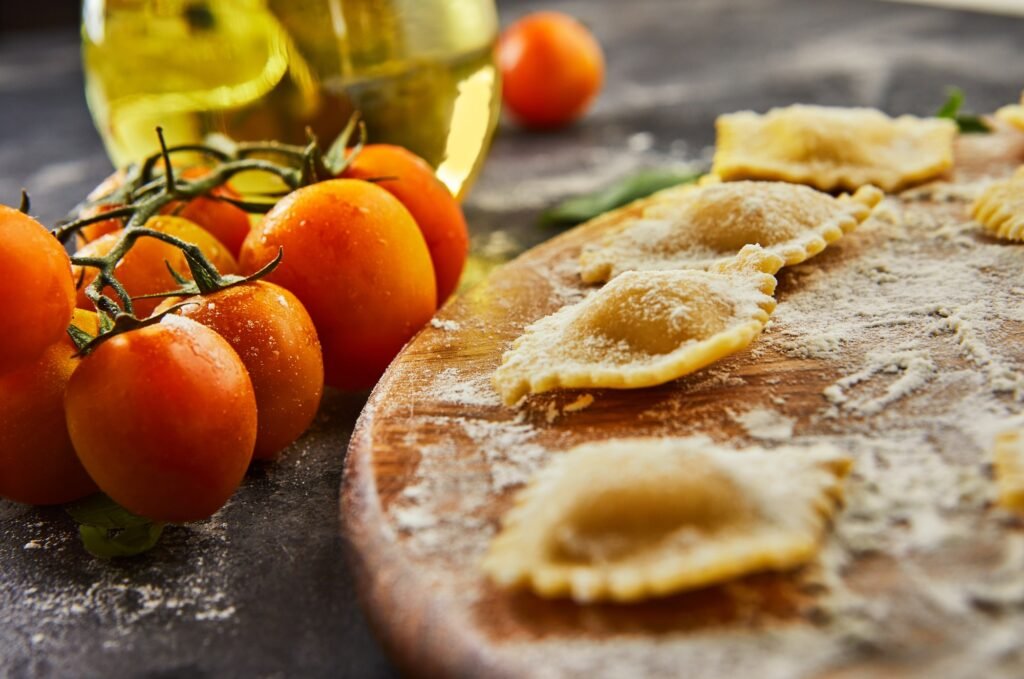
66,494,165,559
18,190,30,215
323,114,365,177
66,323,95,352
541,169,702,228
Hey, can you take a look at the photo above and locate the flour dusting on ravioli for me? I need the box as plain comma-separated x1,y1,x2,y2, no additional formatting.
579,178,881,283
482,436,852,603
713,105,956,192
492,245,782,405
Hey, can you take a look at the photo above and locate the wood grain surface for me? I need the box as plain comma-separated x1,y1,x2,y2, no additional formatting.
342,128,1024,678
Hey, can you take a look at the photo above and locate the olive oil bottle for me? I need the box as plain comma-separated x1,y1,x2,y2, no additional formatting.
81,0,500,198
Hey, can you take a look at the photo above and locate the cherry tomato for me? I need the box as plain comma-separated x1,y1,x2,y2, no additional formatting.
498,12,605,128
0,310,99,505
240,179,436,389
157,281,324,460
0,205,77,375
166,167,252,258
65,316,257,523
342,144,469,305
77,168,250,257
74,215,239,317
76,169,129,248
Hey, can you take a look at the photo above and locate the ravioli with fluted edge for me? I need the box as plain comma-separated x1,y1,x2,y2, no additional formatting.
970,166,1024,241
712,105,957,192
492,245,782,405
482,437,852,603
993,429,1024,512
579,177,882,283
996,92,1024,131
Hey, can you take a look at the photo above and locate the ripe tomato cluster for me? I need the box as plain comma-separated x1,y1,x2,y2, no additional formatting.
0,137,468,537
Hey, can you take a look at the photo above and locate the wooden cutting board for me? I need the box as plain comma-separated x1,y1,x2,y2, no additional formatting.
342,128,1024,679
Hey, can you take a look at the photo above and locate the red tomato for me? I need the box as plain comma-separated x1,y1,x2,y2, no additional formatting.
65,316,257,523
157,282,324,460
0,205,76,375
73,216,239,317
498,12,605,128
342,144,469,305
0,310,99,505
240,179,436,389
76,169,129,248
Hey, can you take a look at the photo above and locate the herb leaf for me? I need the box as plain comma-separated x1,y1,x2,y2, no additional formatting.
541,168,702,228
66,494,165,559
936,87,991,134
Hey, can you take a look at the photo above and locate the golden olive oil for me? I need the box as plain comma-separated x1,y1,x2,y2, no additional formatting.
81,0,500,198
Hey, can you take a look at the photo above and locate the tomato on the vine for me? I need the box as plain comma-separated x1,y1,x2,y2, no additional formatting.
0,205,77,375
0,309,99,506
65,316,257,523
157,281,324,460
240,179,436,389
342,144,469,305
74,215,239,317
498,12,605,128
77,167,251,257
166,167,252,258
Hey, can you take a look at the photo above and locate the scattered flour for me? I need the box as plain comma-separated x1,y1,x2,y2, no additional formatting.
735,407,796,440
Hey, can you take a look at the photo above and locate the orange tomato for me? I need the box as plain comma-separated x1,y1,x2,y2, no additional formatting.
65,316,257,523
342,144,469,305
74,215,239,317
0,205,77,375
0,310,99,505
77,167,251,257
157,282,324,460
76,169,129,248
498,12,605,128
166,167,252,258
240,179,436,389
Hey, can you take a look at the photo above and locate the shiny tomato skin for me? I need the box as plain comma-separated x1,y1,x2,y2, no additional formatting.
65,317,257,523
73,216,239,317
0,310,99,505
0,205,77,375
239,179,437,390
342,144,469,305
498,12,605,128
157,281,324,460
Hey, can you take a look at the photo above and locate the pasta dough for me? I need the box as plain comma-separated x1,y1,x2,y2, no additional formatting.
482,437,852,603
492,245,782,405
970,166,1024,241
712,105,957,192
579,178,882,283
993,429,1024,512
996,91,1024,131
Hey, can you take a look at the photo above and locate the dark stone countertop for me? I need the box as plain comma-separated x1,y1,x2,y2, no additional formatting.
2,0,1023,677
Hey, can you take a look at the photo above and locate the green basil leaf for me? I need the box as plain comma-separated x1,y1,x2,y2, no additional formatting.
78,523,165,560
66,494,164,559
936,87,965,119
955,114,991,134
542,169,701,228
936,87,991,134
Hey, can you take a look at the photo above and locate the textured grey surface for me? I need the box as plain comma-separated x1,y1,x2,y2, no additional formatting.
1,1,1023,677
